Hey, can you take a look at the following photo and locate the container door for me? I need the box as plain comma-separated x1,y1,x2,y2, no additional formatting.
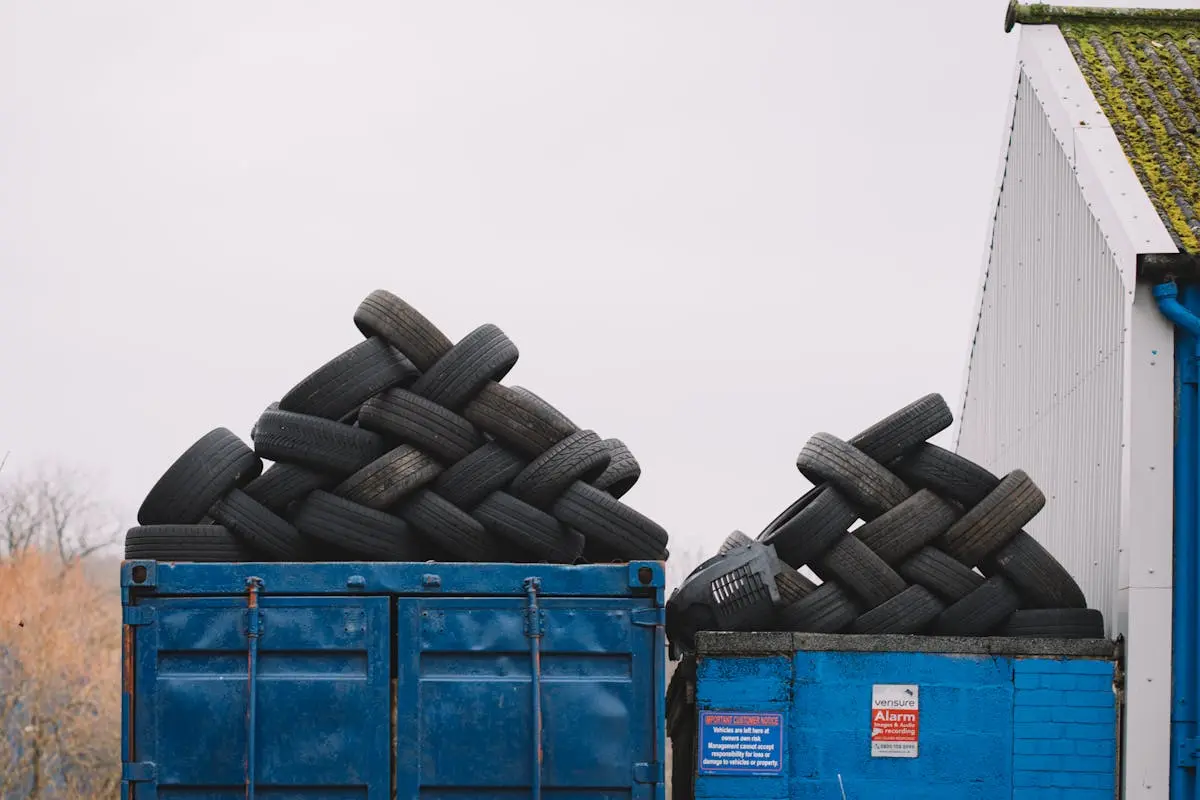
127,595,391,799
395,595,661,799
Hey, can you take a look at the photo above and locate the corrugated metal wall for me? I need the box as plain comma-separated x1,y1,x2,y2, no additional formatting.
958,70,1127,630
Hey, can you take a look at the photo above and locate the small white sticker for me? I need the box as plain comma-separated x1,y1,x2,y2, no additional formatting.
870,684,919,758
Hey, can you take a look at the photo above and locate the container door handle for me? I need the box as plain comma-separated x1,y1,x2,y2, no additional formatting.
244,577,264,800
523,577,544,800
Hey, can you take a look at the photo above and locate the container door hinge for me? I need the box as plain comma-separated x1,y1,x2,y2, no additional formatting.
122,606,156,627
632,606,665,628
122,761,157,782
1178,736,1200,768
633,761,664,783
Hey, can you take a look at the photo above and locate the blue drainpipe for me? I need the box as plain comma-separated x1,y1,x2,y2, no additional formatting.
1154,279,1200,800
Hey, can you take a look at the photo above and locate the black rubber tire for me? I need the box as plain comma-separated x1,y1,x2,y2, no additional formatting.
401,489,508,561
851,585,945,634
775,567,816,605
795,432,911,516
1001,608,1105,639
759,486,857,568
251,407,387,475
983,531,1088,609
853,489,960,564
433,442,527,509
138,428,263,525
353,290,453,372
124,525,254,562
898,547,985,603
411,324,520,411
890,444,1000,508
848,394,954,466
334,446,443,509
939,470,1045,567
209,489,308,560
551,482,669,560
933,575,1022,635
279,336,418,422
473,491,585,563
815,534,908,609
509,430,611,508
777,582,859,633
592,438,641,499
293,490,425,561
243,463,339,516
463,382,579,457
719,530,754,554
358,388,484,463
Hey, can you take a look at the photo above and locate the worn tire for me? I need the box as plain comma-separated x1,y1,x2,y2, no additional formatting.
1001,608,1105,639
138,428,263,525
933,575,1021,635
851,585,944,634
474,491,585,563
433,442,527,508
411,324,520,411
251,407,387,475
982,531,1088,609
848,394,954,466
552,482,669,560
210,489,308,560
815,534,908,609
293,490,425,561
334,446,443,509
891,444,1000,507
279,336,418,422
775,567,816,605
509,430,611,508
759,486,857,568
463,382,579,457
939,470,1045,566
795,432,911,516
719,530,754,554
358,388,484,463
853,489,960,564
243,462,339,516
353,290,453,372
124,525,255,562
777,582,859,633
401,489,508,561
898,547,984,603
592,438,641,499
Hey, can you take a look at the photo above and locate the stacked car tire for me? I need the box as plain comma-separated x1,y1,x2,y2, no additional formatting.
674,393,1104,643
125,290,669,566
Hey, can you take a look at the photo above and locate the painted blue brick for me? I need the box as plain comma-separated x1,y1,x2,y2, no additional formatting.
1013,788,1113,800
1014,738,1076,755
1014,770,1114,789
1014,658,1114,676
1039,673,1112,692
1063,690,1115,708
1013,723,1068,740
1014,705,1054,723
1049,705,1114,724
1014,672,1043,689
1013,753,1115,773
1015,688,1067,706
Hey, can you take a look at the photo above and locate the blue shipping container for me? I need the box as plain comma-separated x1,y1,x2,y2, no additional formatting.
120,559,667,799
667,631,1121,800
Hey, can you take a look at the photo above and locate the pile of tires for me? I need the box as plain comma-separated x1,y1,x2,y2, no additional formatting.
667,393,1104,648
125,290,669,565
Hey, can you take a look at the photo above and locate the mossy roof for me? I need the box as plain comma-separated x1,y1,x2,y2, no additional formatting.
1008,3,1200,252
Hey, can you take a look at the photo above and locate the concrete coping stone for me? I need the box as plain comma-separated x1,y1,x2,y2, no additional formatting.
692,631,1120,659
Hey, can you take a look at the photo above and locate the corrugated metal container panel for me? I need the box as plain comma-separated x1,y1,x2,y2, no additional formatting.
958,69,1126,632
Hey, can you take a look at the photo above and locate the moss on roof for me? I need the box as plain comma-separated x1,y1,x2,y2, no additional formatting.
1008,2,1200,252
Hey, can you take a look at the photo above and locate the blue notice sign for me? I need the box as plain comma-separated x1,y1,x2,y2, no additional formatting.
697,711,785,775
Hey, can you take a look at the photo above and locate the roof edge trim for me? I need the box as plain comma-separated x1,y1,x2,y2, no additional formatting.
1005,1,1200,33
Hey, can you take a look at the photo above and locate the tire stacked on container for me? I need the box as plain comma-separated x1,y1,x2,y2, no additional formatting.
125,290,668,565
668,393,1104,646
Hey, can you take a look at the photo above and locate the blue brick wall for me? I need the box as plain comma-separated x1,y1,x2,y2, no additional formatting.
690,650,1117,800
1011,658,1117,800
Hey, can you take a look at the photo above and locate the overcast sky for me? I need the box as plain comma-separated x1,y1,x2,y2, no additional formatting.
0,0,1174,579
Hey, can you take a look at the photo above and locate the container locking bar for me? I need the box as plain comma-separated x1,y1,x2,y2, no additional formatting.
523,577,544,800
244,577,265,800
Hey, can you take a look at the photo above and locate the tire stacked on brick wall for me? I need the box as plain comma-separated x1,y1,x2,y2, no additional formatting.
125,290,669,565
668,393,1104,645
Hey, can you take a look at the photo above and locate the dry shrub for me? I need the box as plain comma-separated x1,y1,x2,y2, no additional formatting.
0,548,121,798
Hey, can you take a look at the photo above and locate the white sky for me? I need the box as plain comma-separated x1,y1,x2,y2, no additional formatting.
0,0,1182,579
